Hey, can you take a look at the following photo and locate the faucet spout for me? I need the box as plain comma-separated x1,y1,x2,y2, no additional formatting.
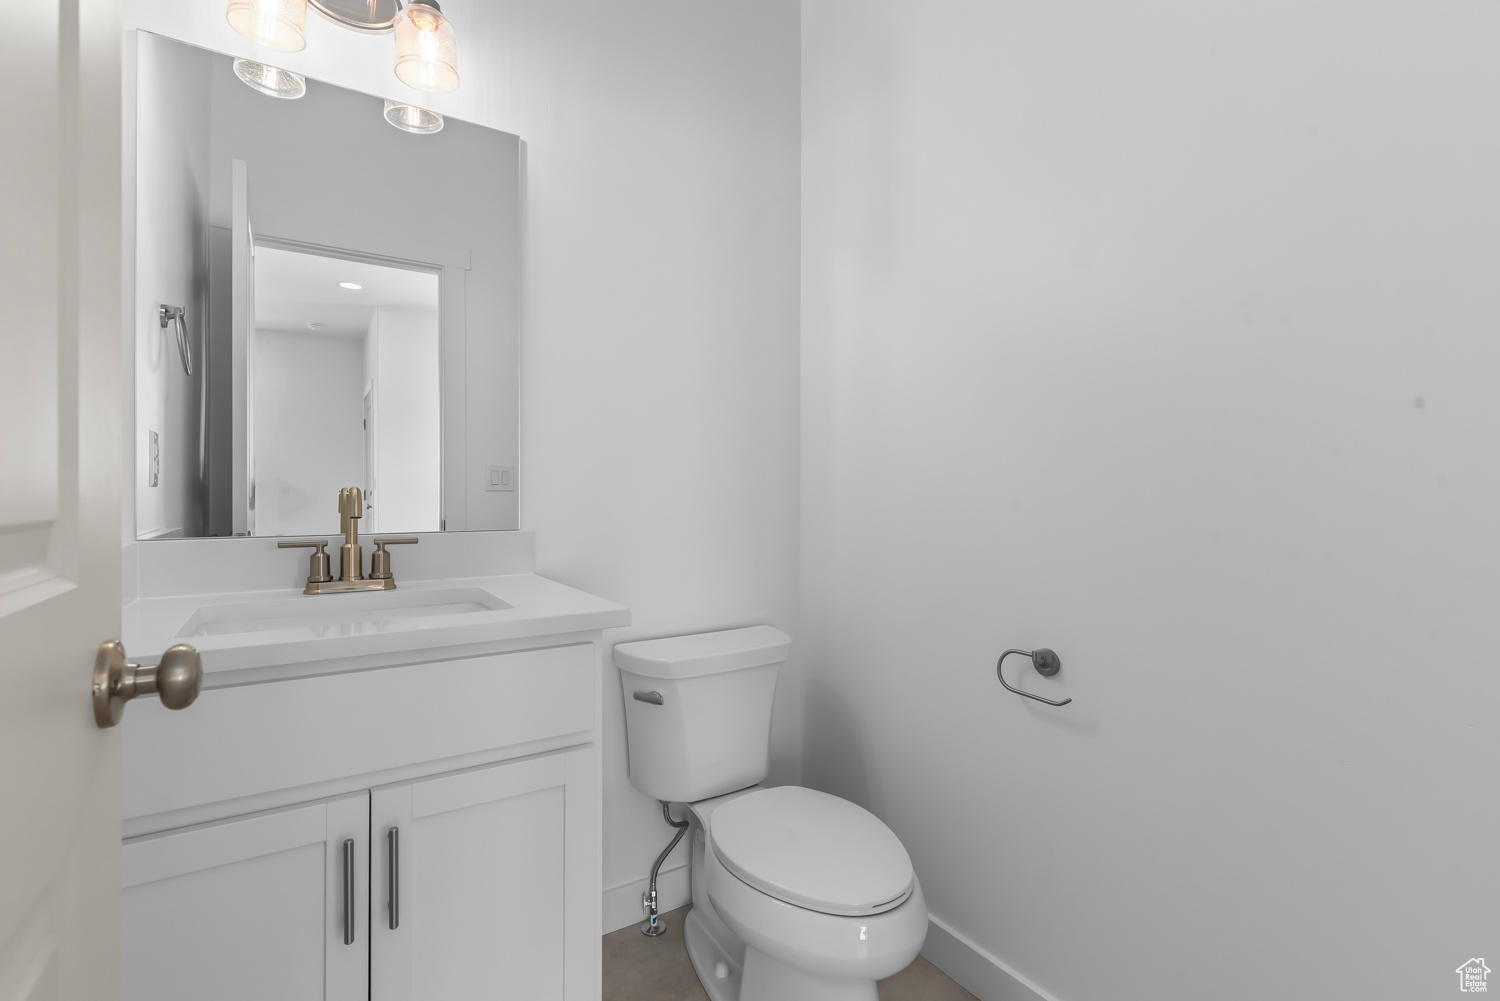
338,487,364,581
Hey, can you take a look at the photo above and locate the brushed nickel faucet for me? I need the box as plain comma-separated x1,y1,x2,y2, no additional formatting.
338,486,366,583
279,487,418,594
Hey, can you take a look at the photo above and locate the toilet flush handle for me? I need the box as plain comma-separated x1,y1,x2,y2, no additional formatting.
996,648,1072,707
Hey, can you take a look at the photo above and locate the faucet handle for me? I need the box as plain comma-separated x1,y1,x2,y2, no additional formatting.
278,539,333,584
369,537,418,580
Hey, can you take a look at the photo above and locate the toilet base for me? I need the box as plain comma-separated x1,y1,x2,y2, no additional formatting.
740,945,878,1001
685,908,880,1001
684,907,744,1001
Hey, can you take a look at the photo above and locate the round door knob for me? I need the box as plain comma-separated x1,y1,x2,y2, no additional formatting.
155,644,203,710
93,640,203,728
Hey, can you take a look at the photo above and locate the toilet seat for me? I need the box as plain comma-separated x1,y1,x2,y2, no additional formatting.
709,786,914,917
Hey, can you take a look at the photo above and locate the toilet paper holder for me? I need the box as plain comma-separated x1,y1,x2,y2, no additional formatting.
996,648,1072,707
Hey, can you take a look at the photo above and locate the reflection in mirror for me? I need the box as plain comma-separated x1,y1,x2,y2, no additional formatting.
133,31,519,540
252,248,440,536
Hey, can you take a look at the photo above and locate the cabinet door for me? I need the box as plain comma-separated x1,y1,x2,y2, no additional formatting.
371,746,599,1001
122,794,369,1001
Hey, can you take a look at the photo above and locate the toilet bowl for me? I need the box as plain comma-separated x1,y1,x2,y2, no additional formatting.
696,787,927,1001
614,627,929,1000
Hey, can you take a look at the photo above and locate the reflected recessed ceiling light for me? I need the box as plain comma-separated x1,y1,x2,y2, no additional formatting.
339,282,362,290
307,322,326,330
383,100,444,134
233,57,306,99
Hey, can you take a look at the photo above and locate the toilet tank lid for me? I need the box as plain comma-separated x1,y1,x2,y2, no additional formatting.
613,626,791,680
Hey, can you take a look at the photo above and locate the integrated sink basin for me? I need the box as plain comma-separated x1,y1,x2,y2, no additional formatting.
177,586,512,639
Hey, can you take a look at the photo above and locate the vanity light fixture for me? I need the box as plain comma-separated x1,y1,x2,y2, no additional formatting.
339,282,363,290
227,0,461,95
384,100,444,134
393,3,459,93
226,0,307,52
232,57,307,99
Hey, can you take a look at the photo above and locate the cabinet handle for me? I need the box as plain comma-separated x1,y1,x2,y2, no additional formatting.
343,838,355,945
388,826,400,930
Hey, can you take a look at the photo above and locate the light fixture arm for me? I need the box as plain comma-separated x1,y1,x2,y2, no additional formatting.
307,0,403,33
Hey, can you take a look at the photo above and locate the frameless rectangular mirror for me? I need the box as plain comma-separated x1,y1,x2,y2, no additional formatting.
133,31,519,540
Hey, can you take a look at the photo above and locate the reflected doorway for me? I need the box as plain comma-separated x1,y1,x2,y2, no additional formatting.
229,245,441,537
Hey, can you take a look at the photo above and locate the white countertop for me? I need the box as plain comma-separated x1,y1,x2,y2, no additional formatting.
122,573,630,682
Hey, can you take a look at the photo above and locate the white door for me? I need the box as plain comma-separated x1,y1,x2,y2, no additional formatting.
122,796,369,1001
370,747,600,1001
0,0,123,998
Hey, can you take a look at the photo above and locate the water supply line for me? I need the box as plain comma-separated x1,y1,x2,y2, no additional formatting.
641,801,689,937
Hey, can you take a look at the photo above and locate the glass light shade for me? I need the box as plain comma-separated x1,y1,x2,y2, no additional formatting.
393,3,459,94
233,58,307,99
384,100,444,134
226,0,307,53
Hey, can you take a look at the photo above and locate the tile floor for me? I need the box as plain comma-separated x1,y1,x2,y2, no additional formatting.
602,905,979,1001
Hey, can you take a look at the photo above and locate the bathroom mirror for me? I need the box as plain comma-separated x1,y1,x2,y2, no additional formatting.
133,31,519,539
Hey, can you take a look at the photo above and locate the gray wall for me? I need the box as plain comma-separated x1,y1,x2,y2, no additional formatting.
801,3,1500,999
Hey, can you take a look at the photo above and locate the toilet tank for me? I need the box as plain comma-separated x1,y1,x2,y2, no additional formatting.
614,626,791,803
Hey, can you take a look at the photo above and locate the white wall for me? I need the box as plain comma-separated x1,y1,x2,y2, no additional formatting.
122,0,802,921
133,32,210,537
802,3,1500,1000
372,306,441,533
509,4,802,915
251,330,363,537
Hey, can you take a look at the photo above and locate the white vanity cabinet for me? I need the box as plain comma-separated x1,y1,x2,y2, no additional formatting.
120,564,627,1001
370,747,597,1001
123,747,596,1001
123,794,371,1001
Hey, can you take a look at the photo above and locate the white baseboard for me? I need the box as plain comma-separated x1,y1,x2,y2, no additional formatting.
602,862,692,934
921,913,1061,1001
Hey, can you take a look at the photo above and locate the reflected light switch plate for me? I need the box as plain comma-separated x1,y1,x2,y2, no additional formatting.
485,464,516,492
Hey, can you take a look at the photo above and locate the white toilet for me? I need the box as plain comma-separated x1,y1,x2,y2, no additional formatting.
615,626,929,1001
